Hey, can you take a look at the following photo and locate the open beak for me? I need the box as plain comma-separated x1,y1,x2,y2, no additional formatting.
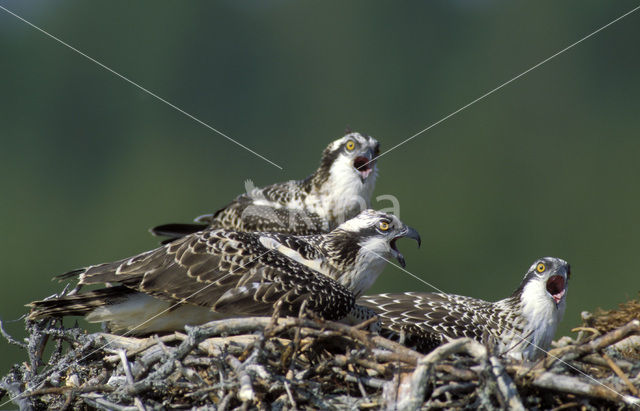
390,226,421,268
353,150,376,181
546,275,566,306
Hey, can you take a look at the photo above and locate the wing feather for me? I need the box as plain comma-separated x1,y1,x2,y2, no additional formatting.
359,292,498,351
52,229,354,321
150,181,329,241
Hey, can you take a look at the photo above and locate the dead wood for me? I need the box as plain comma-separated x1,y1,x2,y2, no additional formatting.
1,297,639,410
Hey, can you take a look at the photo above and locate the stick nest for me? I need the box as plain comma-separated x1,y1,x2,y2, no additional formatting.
1,297,639,410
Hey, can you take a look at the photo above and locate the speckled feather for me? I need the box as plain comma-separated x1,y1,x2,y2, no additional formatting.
359,292,521,353
29,210,417,334
359,257,570,360
151,132,380,240
31,230,355,323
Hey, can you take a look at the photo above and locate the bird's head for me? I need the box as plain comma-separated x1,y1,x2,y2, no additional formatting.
324,209,420,297
315,132,380,186
506,257,570,361
334,209,421,268
516,257,570,309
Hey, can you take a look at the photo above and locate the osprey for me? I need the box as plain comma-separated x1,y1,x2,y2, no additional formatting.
151,132,380,241
29,210,420,334
359,257,570,361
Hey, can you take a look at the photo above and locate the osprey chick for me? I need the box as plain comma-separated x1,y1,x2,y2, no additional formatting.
359,257,570,361
29,210,420,334
152,132,380,241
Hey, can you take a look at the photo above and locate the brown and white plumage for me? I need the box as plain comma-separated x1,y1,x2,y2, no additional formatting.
29,210,420,334
151,132,380,241
359,257,570,361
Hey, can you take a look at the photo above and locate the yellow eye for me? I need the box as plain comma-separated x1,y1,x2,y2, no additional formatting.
346,140,355,151
536,263,546,273
379,221,389,231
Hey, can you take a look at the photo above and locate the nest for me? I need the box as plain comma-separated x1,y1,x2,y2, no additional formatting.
1,299,639,410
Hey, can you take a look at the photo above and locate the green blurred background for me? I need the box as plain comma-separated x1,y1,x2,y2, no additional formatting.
1,1,639,381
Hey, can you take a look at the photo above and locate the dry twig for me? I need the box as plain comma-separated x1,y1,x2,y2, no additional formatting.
1,301,639,409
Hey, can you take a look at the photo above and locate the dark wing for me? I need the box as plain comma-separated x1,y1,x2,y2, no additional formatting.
147,198,247,242
150,187,328,242
147,197,251,242
358,292,497,353
149,223,208,243
36,230,354,321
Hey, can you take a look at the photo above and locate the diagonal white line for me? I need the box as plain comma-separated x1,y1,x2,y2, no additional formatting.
363,3,640,168
0,249,275,408
363,247,640,406
0,5,283,170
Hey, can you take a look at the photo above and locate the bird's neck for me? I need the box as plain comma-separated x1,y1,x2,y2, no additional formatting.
317,230,359,270
304,169,376,227
301,150,336,195
318,232,386,297
493,286,562,361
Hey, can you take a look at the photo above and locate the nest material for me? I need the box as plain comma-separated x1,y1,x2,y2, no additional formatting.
1,303,639,410
587,293,640,334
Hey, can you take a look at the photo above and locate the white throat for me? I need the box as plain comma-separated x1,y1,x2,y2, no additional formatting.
514,280,566,360
306,156,377,226
339,237,389,297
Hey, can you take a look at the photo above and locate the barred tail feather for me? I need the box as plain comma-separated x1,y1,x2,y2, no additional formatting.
27,286,134,320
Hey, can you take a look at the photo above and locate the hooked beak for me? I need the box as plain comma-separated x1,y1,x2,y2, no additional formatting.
390,226,421,268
